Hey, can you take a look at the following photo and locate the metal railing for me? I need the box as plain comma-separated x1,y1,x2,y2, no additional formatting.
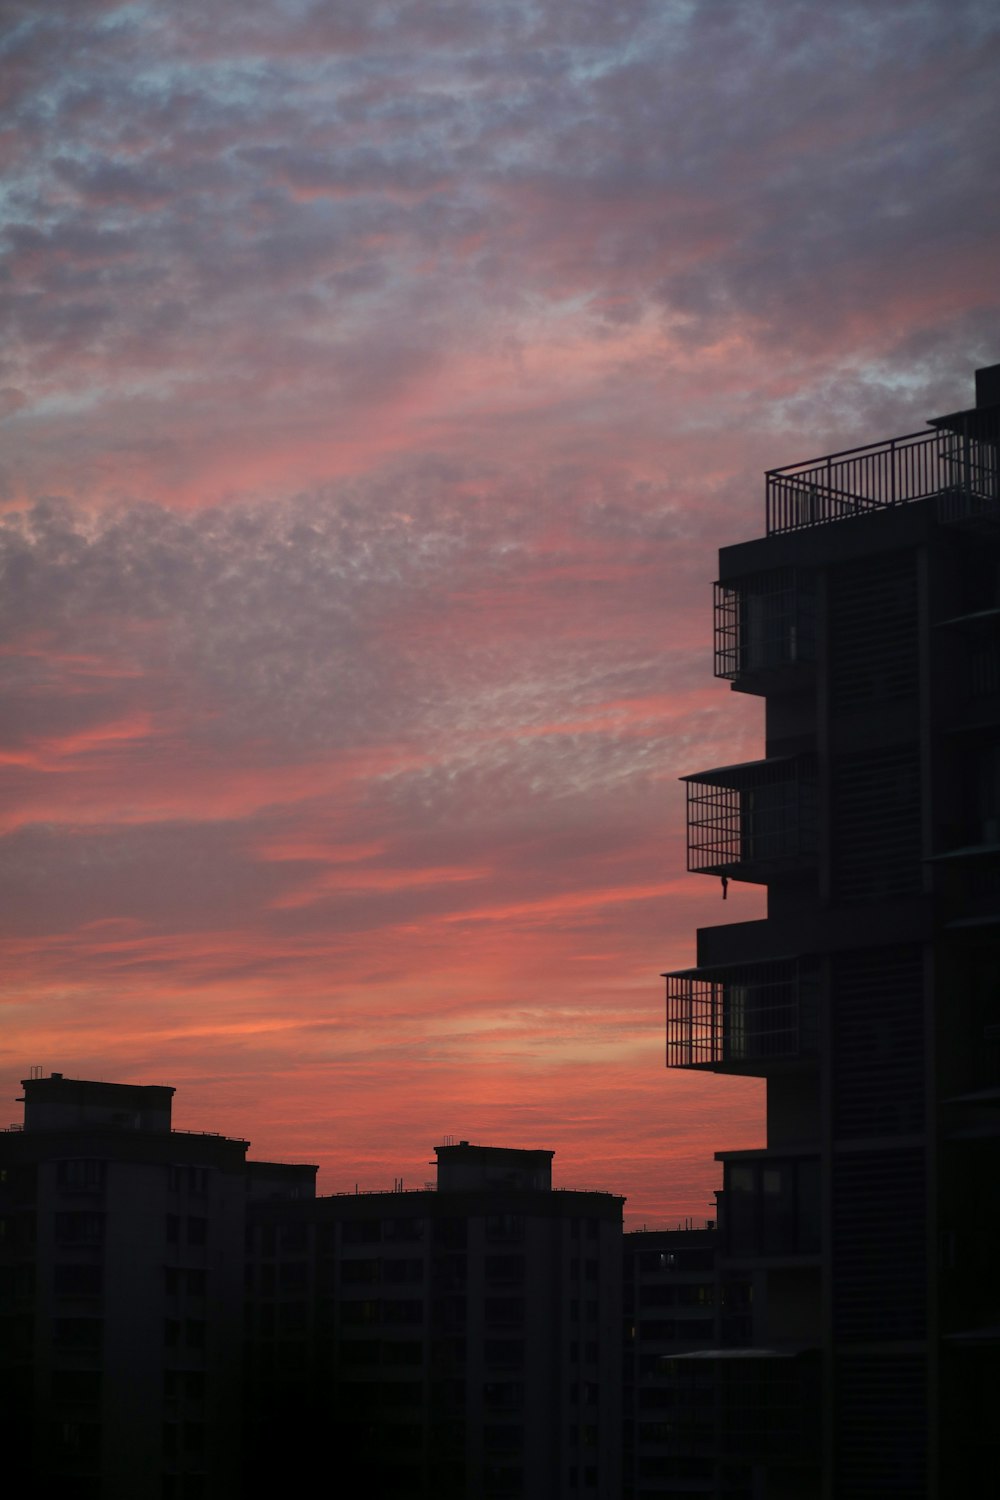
714,569,816,682
766,414,1000,535
684,757,818,878
666,960,818,1069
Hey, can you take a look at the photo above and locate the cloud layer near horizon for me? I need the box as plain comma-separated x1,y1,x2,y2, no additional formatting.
2,0,998,1219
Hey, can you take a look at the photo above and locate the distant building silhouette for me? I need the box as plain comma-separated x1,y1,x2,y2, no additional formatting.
1,1079,625,1498
623,1225,720,1500
0,1072,316,1499
244,1140,624,1499
665,365,1000,1497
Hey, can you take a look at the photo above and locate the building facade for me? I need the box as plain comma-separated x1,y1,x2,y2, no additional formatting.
623,1226,719,1500
244,1141,624,1500
665,366,1000,1497
0,1072,316,1500
0,1077,625,1500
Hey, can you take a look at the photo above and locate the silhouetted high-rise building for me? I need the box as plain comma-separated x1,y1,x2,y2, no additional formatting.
244,1141,624,1500
0,1071,316,1500
665,365,1000,1497
1,1073,626,1498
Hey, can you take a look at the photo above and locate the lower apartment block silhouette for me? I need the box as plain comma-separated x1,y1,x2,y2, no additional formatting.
0,1073,628,1499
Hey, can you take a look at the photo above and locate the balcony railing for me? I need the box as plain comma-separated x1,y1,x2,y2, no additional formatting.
714,569,816,684
666,959,819,1072
683,756,818,880
766,409,1000,535
661,1350,821,1466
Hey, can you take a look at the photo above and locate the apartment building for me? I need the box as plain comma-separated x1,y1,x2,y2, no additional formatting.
623,1225,719,1500
0,1071,316,1500
665,365,1000,1497
243,1141,624,1500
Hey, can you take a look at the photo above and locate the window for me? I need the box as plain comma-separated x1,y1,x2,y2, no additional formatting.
183,1421,206,1454
164,1370,205,1400
485,1214,523,1244
54,1212,104,1246
278,1261,307,1294
341,1340,380,1367
485,1297,524,1327
52,1420,101,1460
54,1263,102,1298
483,1381,523,1411
485,1424,522,1454
433,1217,466,1249
340,1299,379,1326
56,1160,106,1192
383,1298,422,1325
185,1319,206,1349
383,1339,422,1367
485,1255,524,1284
278,1301,306,1333
342,1259,379,1285
342,1219,381,1245
51,1369,102,1403
54,1318,103,1351
382,1258,423,1285
186,1216,207,1247
384,1217,423,1242
485,1338,523,1370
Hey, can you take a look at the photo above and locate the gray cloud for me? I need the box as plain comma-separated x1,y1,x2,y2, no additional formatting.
0,464,701,759
2,0,995,422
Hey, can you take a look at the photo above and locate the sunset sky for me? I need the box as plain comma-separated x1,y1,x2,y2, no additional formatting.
2,0,999,1224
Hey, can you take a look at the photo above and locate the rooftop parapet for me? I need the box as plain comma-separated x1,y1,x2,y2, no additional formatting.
435,1141,554,1193
20,1072,175,1133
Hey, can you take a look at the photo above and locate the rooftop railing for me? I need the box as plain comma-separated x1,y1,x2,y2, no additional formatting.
766,411,1000,535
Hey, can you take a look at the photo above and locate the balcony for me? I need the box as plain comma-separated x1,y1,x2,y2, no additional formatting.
714,568,815,689
720,1153,821,1259
661,1349,821,1467
935,607,1000,730
665,959,819,1074
683,756,818,882
765,406,1000,536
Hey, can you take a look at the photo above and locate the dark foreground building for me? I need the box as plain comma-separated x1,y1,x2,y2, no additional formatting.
0,1071,315,1500
244,1141,624,1500
1,1074,625,1499
623,1225,719,1500
665,365,1000,1497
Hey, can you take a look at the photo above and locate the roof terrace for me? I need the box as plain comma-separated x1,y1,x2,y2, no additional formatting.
765,368,1000,536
